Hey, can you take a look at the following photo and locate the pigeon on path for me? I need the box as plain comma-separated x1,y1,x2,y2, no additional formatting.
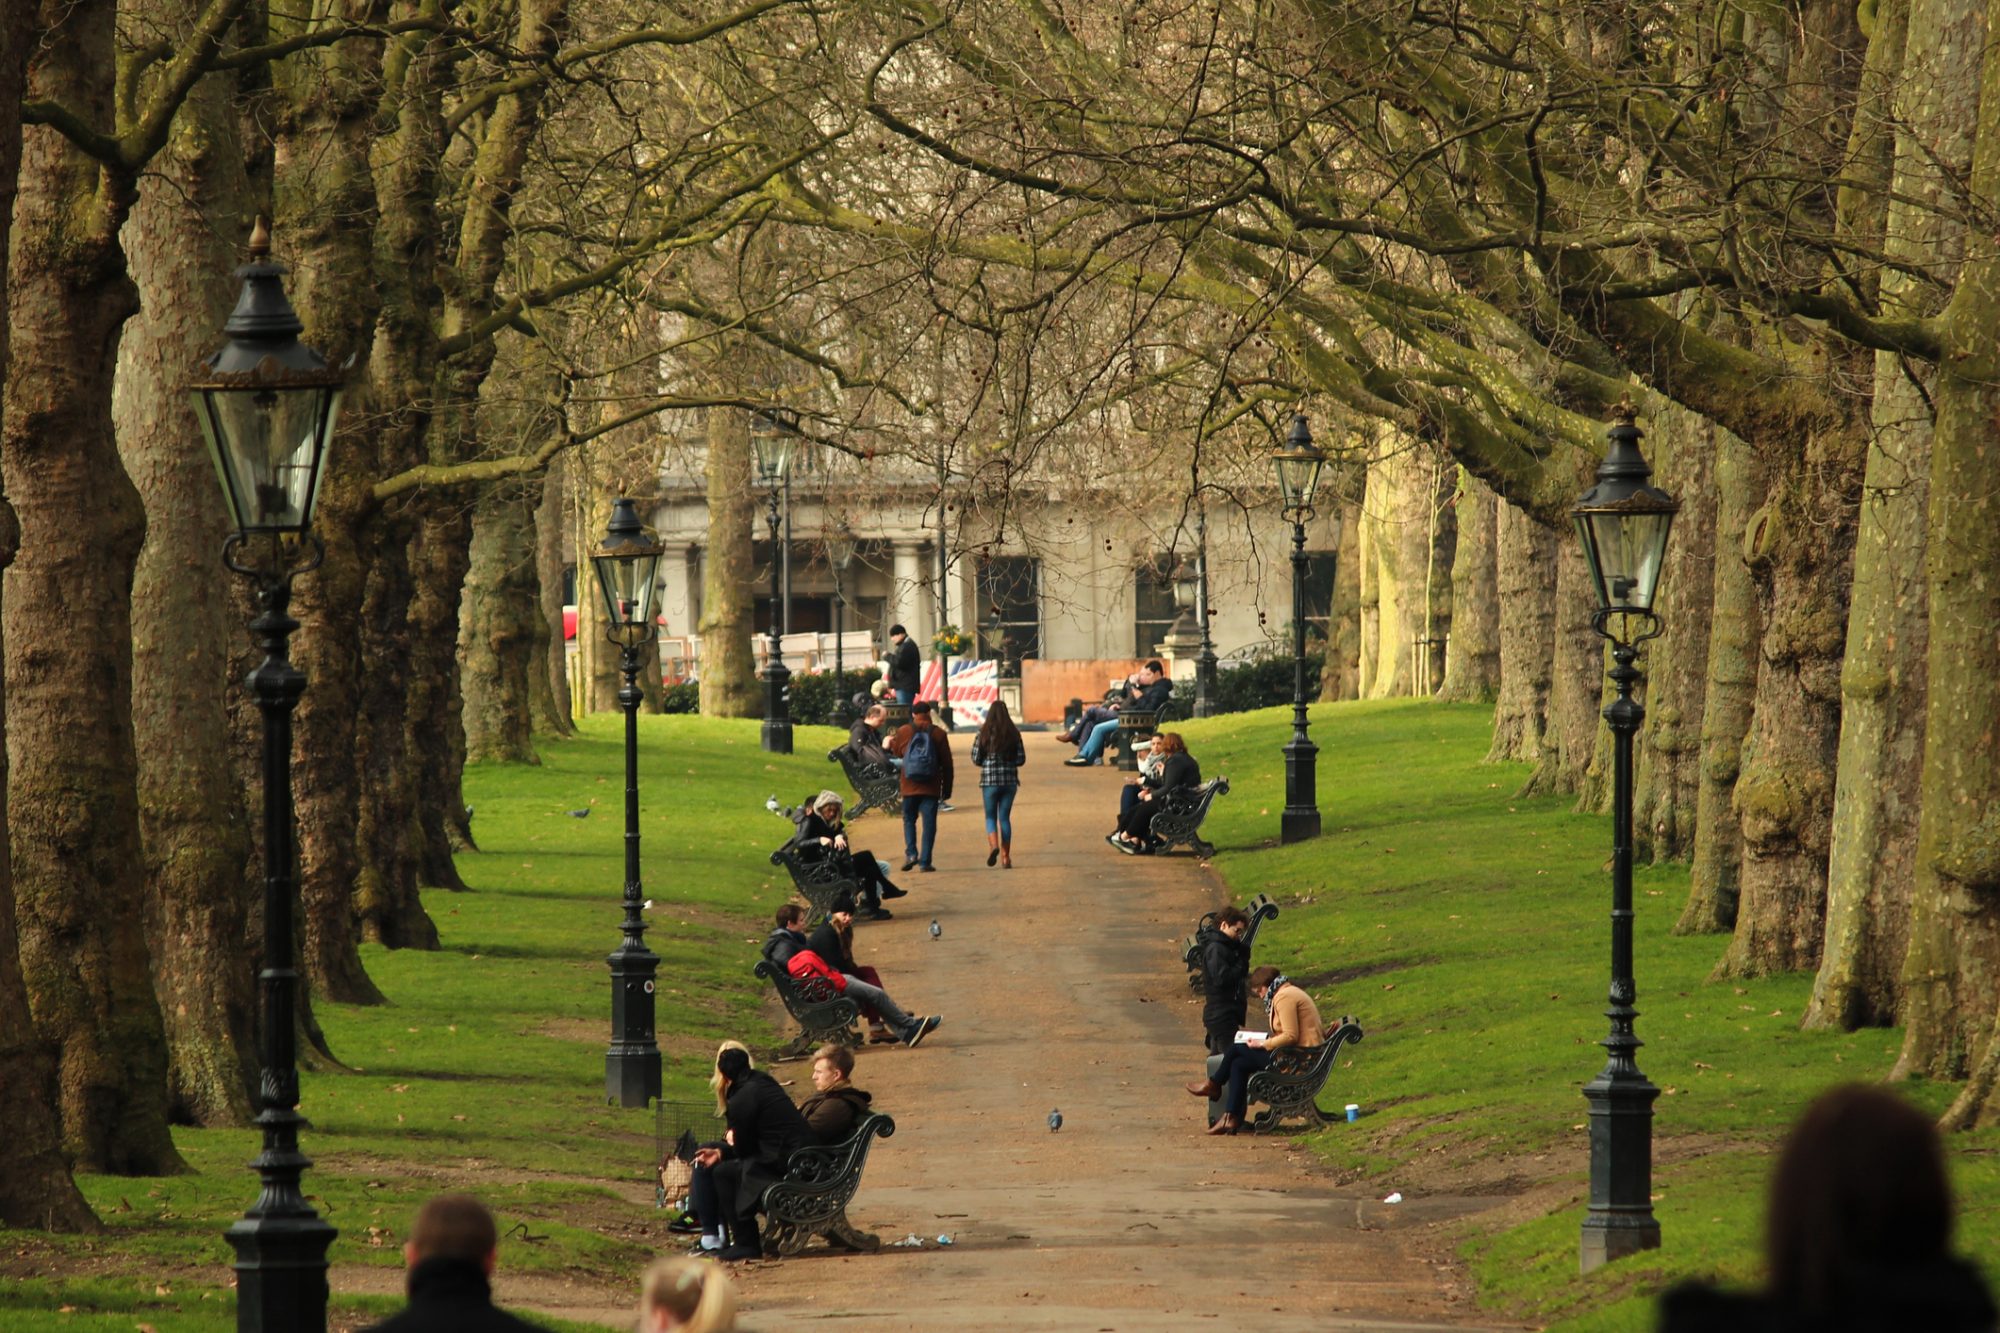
566,808,590,818
765,794,781,814
929,919,942,939
1048,1109,1063,1133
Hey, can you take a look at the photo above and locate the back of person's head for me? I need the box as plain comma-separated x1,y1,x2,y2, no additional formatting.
1153,731,1187,756
889,623,907,638
978,700,1020,751
815,1043,855,1078
710,1040,753,1114
1216,905,1250,930
1767,1084,1954,1314
716,1046,753,1084
406,1193,497,1269
774,903,805,929
912,700,932,718
862,700,883,721
1248,965,1281,993
639,1257,737,1332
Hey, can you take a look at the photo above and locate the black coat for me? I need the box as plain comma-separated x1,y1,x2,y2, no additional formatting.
1201,932,1251,1016
848,719,891,766
761,926,807,967
807,921,858,974
1656,1259,1998,1333
722,1068,814,1174
1146,752,1201,795
361,1257,551,1333
888,637,921,695
1132,678,1175,712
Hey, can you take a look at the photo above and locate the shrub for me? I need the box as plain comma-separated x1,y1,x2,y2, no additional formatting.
1210,650,1325,715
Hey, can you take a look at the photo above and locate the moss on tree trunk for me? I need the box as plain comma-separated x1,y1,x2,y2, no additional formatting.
1439,469,1499,703
1485,501,1557,763
461,481,544,764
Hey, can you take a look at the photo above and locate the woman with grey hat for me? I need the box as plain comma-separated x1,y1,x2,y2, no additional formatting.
790,790,906,919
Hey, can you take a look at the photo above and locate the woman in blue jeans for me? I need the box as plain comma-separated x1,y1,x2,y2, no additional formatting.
969,700,1027,868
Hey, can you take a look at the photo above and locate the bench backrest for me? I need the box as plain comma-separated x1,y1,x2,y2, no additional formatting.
754,956,843,1008
1183,882,1278,983
781,1111,896,1187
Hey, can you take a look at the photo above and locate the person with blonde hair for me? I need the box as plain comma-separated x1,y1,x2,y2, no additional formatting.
638,1257,735,1332
683,1041,753,1254
790,789,904,918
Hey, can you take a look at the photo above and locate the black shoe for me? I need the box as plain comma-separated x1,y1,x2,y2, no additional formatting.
987,848,1000,867
666,1213,702,1235
856,906,893,921
919,864,936,873
904,1015,941,1047
1114,837,1139,856
881,884,908,899
1105,834,1122,851
718,1243,763,1262
901,859,918,871
1064,756,1093,767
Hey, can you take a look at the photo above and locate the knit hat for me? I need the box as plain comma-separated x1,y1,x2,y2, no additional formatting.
812,790,845,813
717,1048,751,1081
830,892,857,915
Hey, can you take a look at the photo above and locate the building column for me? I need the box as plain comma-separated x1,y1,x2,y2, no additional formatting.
658,540,695,638
892,539,934,642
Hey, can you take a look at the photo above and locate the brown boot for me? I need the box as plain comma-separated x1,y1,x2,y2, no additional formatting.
1206,1113,1240,1136
1185,1079,1220,1099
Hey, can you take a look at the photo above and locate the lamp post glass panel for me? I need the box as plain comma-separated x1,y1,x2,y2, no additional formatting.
829,529,856,726
751,413,798,753
194,220,342,1333
591,499,665,1109
1573,403,1678,1274
1273,414,1326,844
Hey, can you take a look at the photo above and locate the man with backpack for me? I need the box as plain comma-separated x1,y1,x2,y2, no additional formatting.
887,699,954,872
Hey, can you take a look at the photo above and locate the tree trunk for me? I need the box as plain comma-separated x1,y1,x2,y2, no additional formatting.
534,454,575,735
115,66,258,1126
4,0,182,1174
1439,468,1499,702
1519,540,1601,798
1356,480,1379,699
0,2,95,1229
1485,501,1557,762
1676,422,1764,934
1630,403,1718,863
1320,494,1362,700
1362,441,1444,698
461,481,544,763
409,505,475,889
1715,422,1866,978
274,0,390,1006
699,407,758,716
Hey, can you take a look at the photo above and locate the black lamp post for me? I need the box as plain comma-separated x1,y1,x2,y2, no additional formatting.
195,219,343,1333
828,527,856,727
1193,513,1219,718
1573,401,1677,1273
752,413,797,753
1272,413,1327,845
590,499,665,1109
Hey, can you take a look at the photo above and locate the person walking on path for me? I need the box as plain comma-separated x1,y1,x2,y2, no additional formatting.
888,699,954,872
969,699,1027,868
886,624,922,705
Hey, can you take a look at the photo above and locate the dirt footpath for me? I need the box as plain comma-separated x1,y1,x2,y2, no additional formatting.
718,744,1524,1332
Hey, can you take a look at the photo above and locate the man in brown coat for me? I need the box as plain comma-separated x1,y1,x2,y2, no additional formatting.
886,699,954,871
797,1044,874,1144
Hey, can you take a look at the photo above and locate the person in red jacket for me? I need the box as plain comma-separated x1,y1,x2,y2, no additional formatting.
887,699,954,872
775,903,940,1048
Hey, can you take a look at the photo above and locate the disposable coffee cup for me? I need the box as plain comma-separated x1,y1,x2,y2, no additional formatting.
1345,1104,1360,1123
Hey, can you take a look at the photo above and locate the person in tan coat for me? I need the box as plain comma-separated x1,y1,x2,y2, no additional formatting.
1185,965,1324,1135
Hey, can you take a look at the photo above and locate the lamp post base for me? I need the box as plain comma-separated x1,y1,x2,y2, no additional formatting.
1280,735,1320,845
226,1212,336,1333
606,944,661,1108
1579,1068,1661,1273
761,657,793,755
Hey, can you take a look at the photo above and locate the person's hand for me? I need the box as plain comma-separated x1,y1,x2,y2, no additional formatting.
834,835,848,851
724,1129,736,1147
693,1147,722,1167
1139,789,1153,802
1246,1036,1266,1049
819,836,833,846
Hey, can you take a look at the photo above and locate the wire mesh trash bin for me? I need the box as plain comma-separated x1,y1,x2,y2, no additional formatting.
654,1099,723,1214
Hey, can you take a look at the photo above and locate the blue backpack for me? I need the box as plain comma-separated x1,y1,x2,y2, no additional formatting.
903,726,938,783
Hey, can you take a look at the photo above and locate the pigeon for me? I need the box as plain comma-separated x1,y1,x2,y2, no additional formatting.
1048,1109,1062,1133
929,919,941,939
765,794,781,814
567,808,590,818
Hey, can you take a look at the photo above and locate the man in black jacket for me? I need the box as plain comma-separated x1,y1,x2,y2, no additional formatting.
886,624,922,704
1200,907,1253,1055
1065,661,1174,766
695,1047,816,1260
362,1194,550,1332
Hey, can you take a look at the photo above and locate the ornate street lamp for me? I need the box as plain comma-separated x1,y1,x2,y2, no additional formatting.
196,219,343,1333
751,412,798,753
1574,401,1677,1274
828,526,857,727
589,499,665,1110
1272,413,1327,845
1193,512,1219,719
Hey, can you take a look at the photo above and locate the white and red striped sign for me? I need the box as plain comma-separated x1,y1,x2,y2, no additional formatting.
919,658,997,728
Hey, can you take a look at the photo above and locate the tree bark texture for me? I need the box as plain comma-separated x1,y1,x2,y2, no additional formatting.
1485,501,1557,763
3,0,182,1174
408,505,474,890
1629,404,1718,862
534,452,576,734
1320,494,1362,701
115,67,258,1126
1361,441,1450,698
1519,539,1602,799
1677,422,1764,934
1439,468,1499,703
461,480,544,763
699,407,758,717
0,1,95,1228
1356,481,1379,699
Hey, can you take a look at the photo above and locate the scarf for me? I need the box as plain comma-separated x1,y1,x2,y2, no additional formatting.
1263,975,1291,1019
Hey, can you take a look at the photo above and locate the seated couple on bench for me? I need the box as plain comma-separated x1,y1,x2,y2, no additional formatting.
1062,660,1174,766
1106,732,1200,855
687,1042,877,1261
763,902,941,1048
1186,966,1323,1136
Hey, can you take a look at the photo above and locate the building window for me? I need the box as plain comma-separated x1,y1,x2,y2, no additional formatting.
975,556,1041,661
1134,556,1180,658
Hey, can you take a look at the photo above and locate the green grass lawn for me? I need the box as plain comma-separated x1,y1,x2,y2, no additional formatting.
1,714,852,1331
1178,697,2000,1329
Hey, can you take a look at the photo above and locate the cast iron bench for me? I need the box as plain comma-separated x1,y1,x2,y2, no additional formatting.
1181,891,1280,995
1146,775,1229,857
753,957,861,1058
1243,1016,1365,1133
762,1111,897,1257
828,746,900,819
769,844,861,924
1113,697,1184,770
